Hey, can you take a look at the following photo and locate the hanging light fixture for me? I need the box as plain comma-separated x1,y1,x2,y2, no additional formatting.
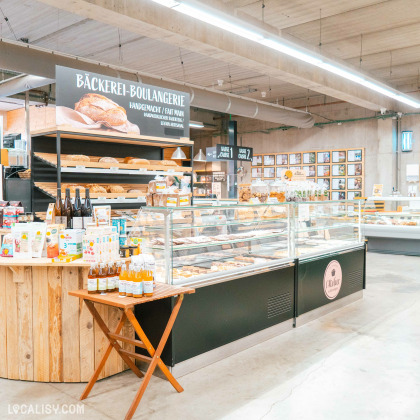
171,146,187,159
194,149,206,162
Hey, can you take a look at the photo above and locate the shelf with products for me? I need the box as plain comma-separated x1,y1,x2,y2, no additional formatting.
31,129,193,215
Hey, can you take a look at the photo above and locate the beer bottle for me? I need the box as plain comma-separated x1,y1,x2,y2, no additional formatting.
64,188,73,229
72,188,83,229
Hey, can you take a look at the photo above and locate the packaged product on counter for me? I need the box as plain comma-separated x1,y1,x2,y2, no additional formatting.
31,223,47,258
93,205,111,225
269,179,286,203
1,234,13,257
12,224,32,259
59,229,84,259
238,184,251,202
251,179,269,203
178,193,191,207
146,194,154,207
83,232,100,263
119,217,127,235
3,206,17,228
148,176,167,194
45,224,64,258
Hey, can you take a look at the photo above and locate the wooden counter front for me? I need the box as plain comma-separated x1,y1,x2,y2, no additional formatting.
0,259,134,382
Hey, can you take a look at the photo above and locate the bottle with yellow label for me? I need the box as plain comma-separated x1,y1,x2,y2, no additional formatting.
125,264,134,297
87,263,98,294
98,262,107,294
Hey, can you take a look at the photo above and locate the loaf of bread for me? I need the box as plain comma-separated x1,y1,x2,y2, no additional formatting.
75,93,127,126
160,160,177,166
66,154,90,162
126,158,150,165
128,189,142,194
99,157,119,164
86,184,107,193
107,185,125,194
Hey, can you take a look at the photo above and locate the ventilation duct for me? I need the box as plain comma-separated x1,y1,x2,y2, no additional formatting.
0,39,314,128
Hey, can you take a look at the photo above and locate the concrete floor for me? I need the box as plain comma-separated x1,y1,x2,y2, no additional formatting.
1,252,420,420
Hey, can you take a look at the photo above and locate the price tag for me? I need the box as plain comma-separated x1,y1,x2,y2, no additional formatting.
110,166,119,172
97,196,107,199
267,197,279,204
76,165,86,170
117,196,126,200
167,169,175,173
138,168,147,173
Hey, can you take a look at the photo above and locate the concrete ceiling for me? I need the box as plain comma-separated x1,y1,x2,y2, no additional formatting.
0,0,419,112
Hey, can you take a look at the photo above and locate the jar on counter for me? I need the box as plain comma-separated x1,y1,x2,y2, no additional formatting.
269,179,286,202
251,179,269,203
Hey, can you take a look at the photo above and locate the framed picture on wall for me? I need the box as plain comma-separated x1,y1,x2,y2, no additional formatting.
317,178,330,190
317,165,330,176
307,178,315,183
303,152,316,164
332,151,346,163
263,155,275,166
252,155,262,166
317,151,330,163
289,153,302,165
348,177,363,190
332,178,346,190
332,191,346,200
303,165,316,177
348,191,362,200
263,167,275,178
252,167,262,178
332,164,346,176
347,149,362,162
276,167,286,177
276,154,288,165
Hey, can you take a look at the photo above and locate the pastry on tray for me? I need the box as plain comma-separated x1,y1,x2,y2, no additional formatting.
99,157,119,163
86,184,107,193
107,185,125,194
126,158,150,165
65,184,83,194
66,154,90,162
75,93,127,126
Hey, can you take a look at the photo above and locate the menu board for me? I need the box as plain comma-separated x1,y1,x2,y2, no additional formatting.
276,154,288,165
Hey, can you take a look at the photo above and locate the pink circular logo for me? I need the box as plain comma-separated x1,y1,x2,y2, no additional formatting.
323,260,342,300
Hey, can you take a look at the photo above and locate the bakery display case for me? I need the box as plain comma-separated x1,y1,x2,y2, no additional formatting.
134,202,293,286
362,197,420,255
294,200,362,259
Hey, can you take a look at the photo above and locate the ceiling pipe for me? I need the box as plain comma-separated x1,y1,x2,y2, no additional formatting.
0,39,314,128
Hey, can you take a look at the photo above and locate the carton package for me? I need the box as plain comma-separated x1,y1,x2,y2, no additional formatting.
146,194,154,207
178,194,191,207
3,206,17,228
1,233,13,257
59,229,84,259
45,224,65,258
148,179,167,194
12,224,32,259
82,232,101,263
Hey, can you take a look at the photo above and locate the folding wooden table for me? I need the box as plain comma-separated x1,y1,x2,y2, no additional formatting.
69,284,195,420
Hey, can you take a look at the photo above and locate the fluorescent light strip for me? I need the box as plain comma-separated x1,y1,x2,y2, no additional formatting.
189,122,204,128
151,0,420,109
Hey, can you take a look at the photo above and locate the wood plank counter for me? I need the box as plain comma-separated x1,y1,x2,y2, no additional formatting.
0,257,135,382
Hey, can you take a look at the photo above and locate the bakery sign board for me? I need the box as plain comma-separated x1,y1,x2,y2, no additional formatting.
55,66,190,139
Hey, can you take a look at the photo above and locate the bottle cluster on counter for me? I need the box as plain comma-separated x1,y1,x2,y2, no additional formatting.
87,254,155,297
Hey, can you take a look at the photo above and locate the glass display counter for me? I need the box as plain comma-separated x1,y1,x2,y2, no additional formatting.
362,197,420,255
132,200,365,375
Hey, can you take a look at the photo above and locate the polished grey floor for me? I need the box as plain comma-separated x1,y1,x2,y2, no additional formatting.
1,253,420,419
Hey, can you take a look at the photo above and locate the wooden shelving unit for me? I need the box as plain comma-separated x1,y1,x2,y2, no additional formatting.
30,128,194,216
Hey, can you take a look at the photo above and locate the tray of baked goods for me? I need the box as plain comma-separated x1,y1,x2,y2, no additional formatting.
34,182,147,201
34,152,192,174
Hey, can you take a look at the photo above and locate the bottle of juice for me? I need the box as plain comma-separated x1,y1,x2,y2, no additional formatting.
143,263,153,297
87,263,98,294
98,262,107,294
107,262,114,293
125,264,133,297
114,261,121,293
133,265,143,298
119,262,127,297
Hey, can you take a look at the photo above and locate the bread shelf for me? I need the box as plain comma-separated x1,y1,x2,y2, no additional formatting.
34,182,147,202
34,152,191,174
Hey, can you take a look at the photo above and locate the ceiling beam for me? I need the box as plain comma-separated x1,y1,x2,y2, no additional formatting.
37,0,399,111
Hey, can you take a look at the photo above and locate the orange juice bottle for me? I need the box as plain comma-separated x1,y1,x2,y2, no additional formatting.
115,261,121,293
87,263,98,294
143,263,153,297
98,263,107,294
119,262,127,296
133,265,143,298
125,264,134,297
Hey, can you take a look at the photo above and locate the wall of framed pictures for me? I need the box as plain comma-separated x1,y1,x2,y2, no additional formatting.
251,148,364,200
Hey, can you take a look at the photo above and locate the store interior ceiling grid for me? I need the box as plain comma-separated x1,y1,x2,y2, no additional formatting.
1,0,420,114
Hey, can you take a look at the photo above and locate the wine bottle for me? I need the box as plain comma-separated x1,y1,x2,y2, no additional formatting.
73,188,83,229
82,188,93,228
54,188,64,224
64,188,73,229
